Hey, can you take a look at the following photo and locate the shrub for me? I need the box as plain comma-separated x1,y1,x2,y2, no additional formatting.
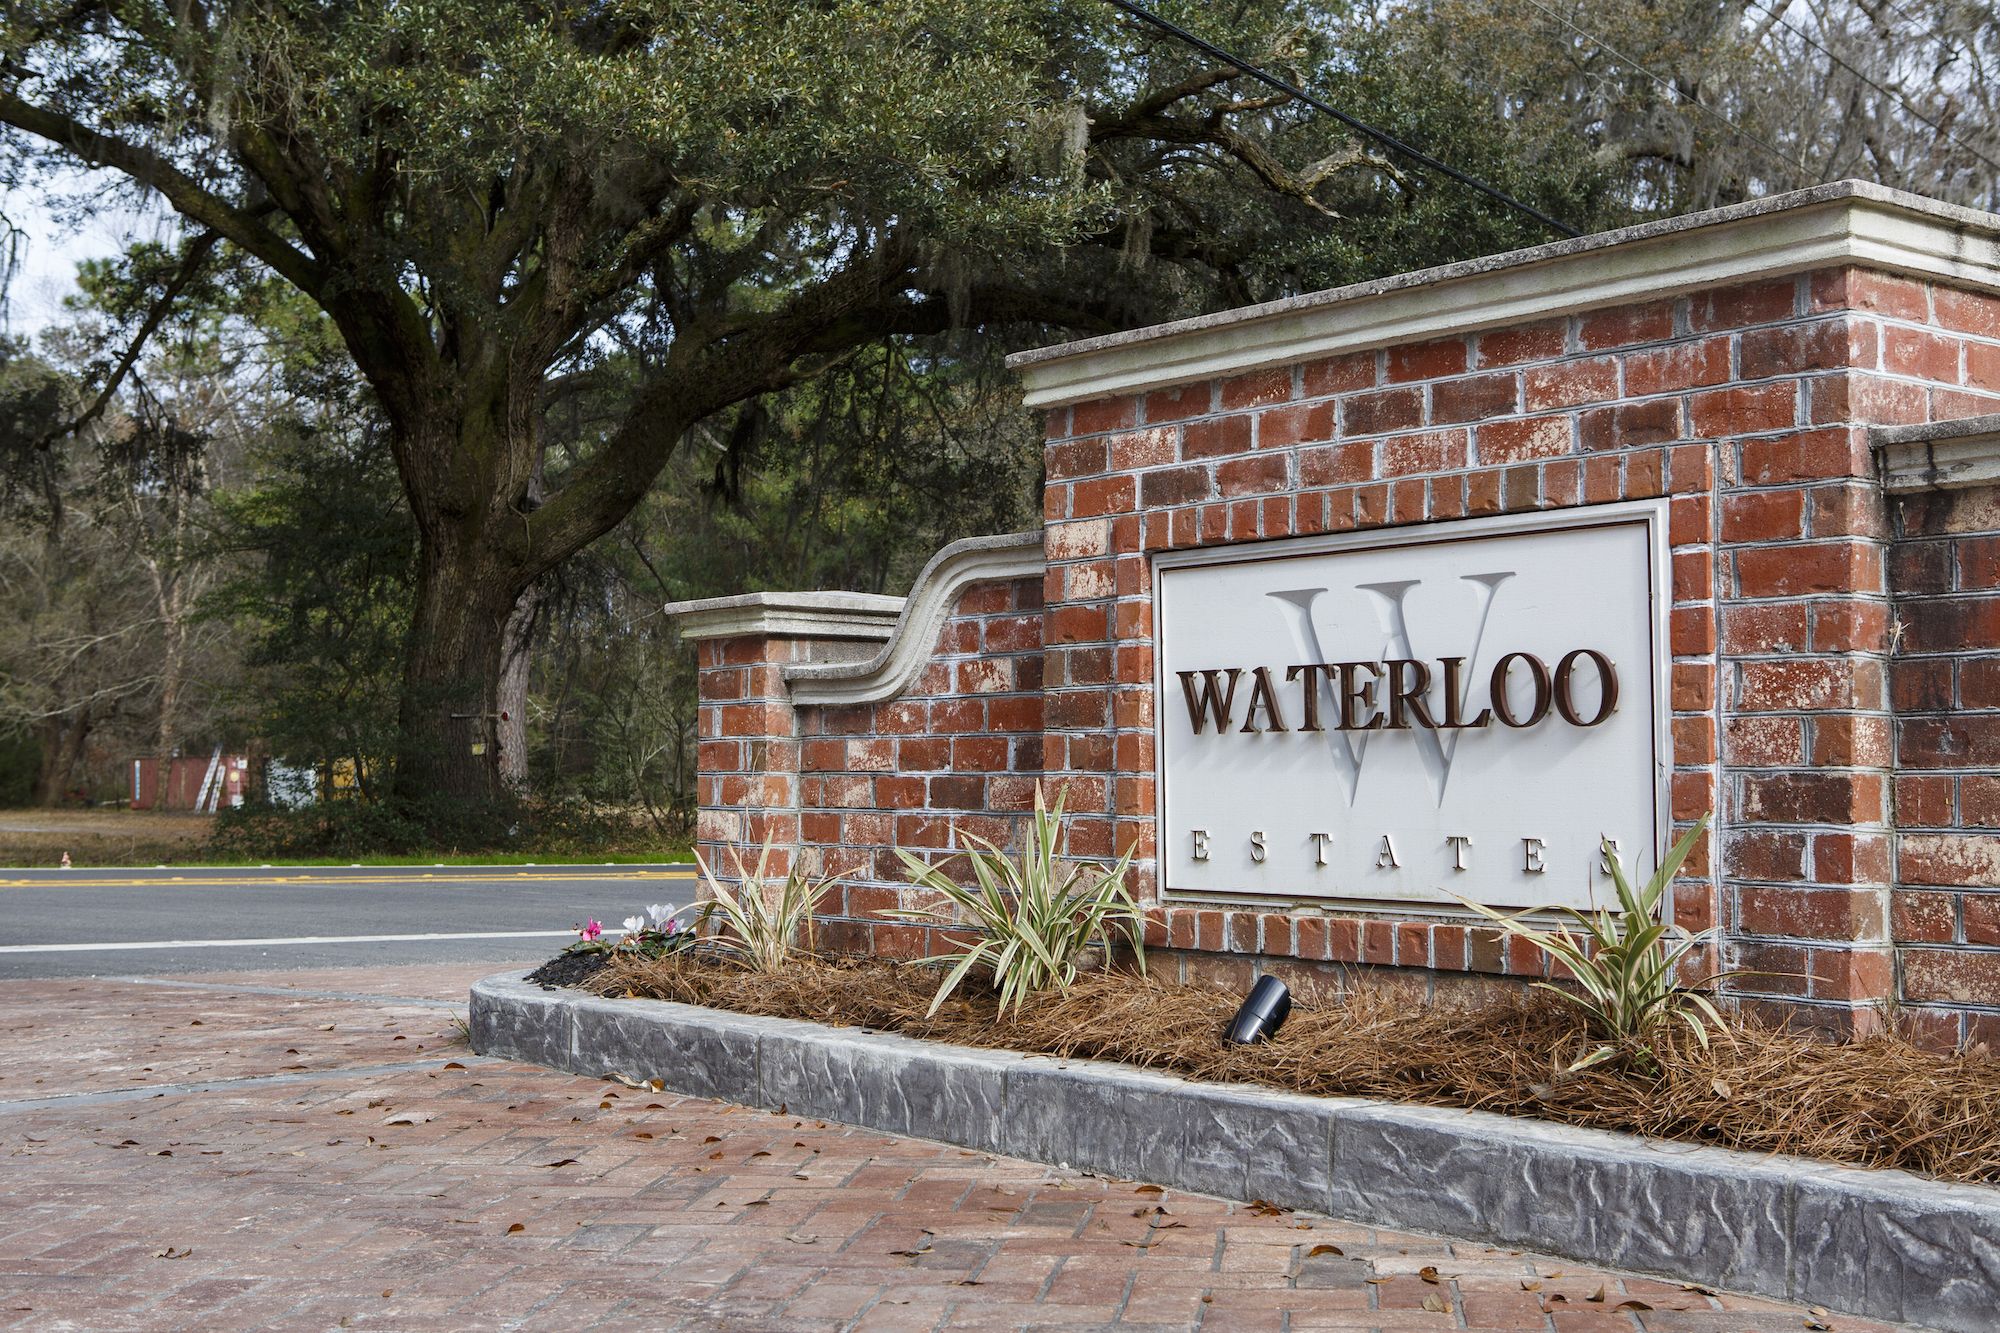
1459,814,1724,1071
887,784,1146,1017
694,839,829,973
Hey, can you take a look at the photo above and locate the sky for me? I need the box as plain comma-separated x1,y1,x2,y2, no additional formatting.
3,165,172,341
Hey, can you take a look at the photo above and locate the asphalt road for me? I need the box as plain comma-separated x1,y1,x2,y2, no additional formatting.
0,863,696,977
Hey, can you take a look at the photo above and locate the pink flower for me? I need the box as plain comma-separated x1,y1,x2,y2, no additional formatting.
581,919,602,942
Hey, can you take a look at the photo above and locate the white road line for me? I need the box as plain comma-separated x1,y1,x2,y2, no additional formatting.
0,929,582,953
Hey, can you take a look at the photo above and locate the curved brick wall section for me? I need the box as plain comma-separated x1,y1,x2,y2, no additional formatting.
696,575,1047,958
1889,480,2000,1048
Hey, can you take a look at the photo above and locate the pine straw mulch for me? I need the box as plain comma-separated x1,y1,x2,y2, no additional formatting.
579,953,2000,1184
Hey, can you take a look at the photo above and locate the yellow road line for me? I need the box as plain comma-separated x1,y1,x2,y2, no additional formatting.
0,870,698,889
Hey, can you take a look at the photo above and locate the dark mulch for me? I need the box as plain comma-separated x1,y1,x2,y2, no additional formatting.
576,953,2000,1184
526,949,611,990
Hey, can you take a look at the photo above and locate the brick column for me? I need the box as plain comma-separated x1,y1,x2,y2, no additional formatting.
670,593,904,884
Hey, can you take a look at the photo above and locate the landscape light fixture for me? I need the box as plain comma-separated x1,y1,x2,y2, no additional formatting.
1224,976,1292,1044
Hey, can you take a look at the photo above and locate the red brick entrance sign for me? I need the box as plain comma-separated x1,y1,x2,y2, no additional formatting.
671,181,2000,1045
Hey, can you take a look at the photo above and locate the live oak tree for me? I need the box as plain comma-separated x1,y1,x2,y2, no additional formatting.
0,0,1601,812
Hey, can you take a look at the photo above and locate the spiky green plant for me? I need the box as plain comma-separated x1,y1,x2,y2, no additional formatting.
886,784,1147,1016
694,837,829,973
1458,815,1726,1071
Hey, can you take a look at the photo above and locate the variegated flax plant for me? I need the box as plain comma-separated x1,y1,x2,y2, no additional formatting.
1458,815,1730,1072
694,836,831,973
888,783,1147,1017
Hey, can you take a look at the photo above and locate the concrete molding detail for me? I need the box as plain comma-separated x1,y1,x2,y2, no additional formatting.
782,530,1045,706
663,590,908,643
472,972,2000,1332
1875,414,2000,492
1007,180,2000,409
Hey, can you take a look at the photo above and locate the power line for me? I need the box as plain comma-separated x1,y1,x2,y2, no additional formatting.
1100,0,1581,239
1746,0,2000,178
1514,0,1815,187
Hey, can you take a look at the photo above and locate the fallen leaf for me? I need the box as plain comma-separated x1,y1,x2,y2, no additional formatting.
150,1150,172,1157
702,1136,721,1144
506,1224,525,1234
1519,1279,1542,1292
1364,1276,1393,1286
743,1199,769,1207
1712,1078,1733,1099
1421,1294,1450,1313
153,1247,192,1260
443,1062,465,1070
1418,1265,1440,1284
1135,1184,1163,1195
749,1150,770,1159
632,1132,654,1141
540,1158,578,1169
1586,1284,1608,1303
1614,1300,1653,1312
1305,1243,1344,1258
785,1234,817,1245
1247,1199,1286,1216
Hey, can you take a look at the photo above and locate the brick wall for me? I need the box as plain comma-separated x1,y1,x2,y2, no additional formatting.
1888,480,2000,1047
684,188,2000,1044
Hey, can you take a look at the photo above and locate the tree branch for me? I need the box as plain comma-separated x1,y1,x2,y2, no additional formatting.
0,93,325,295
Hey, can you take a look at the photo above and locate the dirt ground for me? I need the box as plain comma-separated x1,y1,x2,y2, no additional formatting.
0,808,211,867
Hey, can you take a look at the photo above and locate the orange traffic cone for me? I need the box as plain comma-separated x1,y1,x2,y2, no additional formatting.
59,851,71,869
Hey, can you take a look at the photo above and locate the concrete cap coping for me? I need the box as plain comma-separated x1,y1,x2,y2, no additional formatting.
1874,413,2000,492
663,590,907,642
1007,179,2000,409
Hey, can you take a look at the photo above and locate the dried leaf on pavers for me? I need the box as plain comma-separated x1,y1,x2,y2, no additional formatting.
1364,1276,1393,1285
381,1112,433,1125
443,1062,465,1070
505,1224,525,1234
1417,1265,1440,1283
1614,1300,1653,1311
1247,1199,1287,1216
1305,1243,1342,1257
1520,1279,1542,1291
785,1234,817,1245
540,1158,579,1168
1134,1184,1163,1195
153,1247,192,1259
748,1150,770,1158
702,1135,721,1144
1586,1283,1608,1302
633,1132,654,1140
1805,1317,1833,1331
1421,1294,1451,1313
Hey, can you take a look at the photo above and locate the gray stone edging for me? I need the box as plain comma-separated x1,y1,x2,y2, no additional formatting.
471,970,1994,1331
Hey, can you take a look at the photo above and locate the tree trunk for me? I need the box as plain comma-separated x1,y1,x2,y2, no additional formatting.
33,711,88,806
391,537,525,816
495,582,540,792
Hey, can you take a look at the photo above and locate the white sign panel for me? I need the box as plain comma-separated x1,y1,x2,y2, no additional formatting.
1155,503,1668,912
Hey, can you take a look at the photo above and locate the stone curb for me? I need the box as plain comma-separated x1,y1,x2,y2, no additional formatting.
471,971,1996,1331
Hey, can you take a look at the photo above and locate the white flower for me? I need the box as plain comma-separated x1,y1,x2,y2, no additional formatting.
646,902,678,930
621,915,647,936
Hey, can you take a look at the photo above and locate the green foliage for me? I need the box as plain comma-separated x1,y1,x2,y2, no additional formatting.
208,428,413,794
888,785,1147,1017
1458,816,1725,1072
694,839,830,973
205,791,683,860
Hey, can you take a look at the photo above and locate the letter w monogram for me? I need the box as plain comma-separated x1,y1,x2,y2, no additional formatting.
1268,572,1513,808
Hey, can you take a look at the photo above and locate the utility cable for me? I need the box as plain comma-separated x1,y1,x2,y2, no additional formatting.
1100,0,1582,238
1746,0,2000,178
1514,0,1815,187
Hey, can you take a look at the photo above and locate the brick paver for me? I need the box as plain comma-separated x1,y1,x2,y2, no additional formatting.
0,967,1904,1331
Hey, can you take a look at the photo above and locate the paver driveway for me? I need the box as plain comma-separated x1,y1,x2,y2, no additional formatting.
0,964,1905,1331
